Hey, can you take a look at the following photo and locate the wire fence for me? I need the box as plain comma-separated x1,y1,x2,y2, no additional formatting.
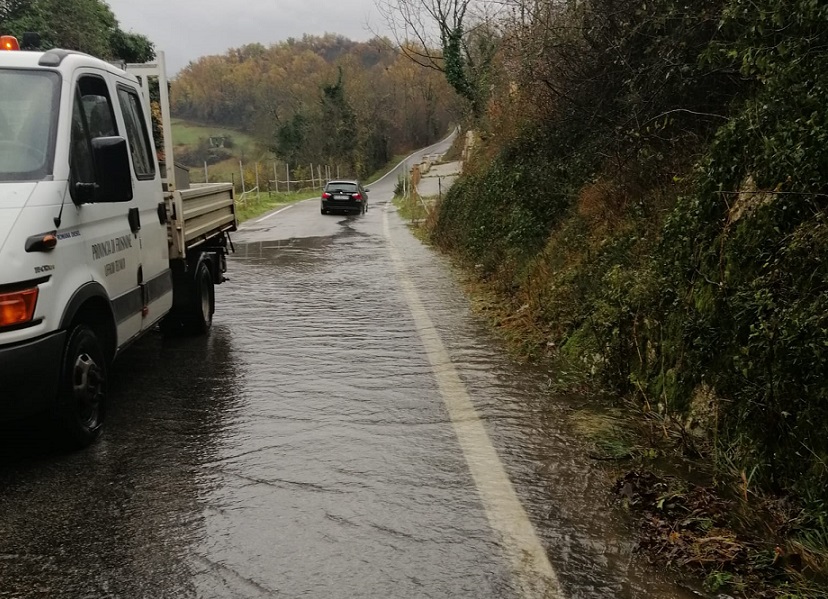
194,160,352,207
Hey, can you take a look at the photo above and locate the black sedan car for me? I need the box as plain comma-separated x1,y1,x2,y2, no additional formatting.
321,180,369,215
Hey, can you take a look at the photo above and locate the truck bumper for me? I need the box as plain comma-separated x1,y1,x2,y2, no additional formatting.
0,331,65,421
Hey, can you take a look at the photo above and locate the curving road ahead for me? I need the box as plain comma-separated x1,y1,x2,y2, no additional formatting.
0,135,697,599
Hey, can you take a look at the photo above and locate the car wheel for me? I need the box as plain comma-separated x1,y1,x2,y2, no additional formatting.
321,208,327,215
59,324,107,448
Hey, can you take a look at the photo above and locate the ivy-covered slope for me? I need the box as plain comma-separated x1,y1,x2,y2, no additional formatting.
433,0,828,504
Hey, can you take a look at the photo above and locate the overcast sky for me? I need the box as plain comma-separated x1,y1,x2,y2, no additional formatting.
105,0,390,74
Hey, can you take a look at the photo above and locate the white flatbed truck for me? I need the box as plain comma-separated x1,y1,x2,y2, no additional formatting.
0,40,236,446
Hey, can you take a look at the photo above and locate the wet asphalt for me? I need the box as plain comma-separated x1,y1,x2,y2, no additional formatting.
0,138,700,599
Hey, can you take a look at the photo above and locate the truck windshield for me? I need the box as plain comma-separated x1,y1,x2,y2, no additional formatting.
0,69,60,182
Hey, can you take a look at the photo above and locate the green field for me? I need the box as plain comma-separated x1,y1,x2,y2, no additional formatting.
169,119,323,222
171,118,260,155
170,119,269,184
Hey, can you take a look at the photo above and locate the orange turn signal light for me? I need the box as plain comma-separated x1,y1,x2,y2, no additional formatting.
0,287,38,328
25,231,58,253
0,36,20,51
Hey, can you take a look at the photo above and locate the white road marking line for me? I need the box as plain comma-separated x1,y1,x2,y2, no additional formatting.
255,203,295,223
382,203,565,599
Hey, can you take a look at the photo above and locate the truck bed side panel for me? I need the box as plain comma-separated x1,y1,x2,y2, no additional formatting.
169,182,236,258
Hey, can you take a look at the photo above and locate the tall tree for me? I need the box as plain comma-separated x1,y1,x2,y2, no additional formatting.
109,28,154,63
319,68,357,167
0,0,32,23
377,0,497,118
0,0,154,61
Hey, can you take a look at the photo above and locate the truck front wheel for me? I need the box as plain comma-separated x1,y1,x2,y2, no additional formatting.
59,324,107,448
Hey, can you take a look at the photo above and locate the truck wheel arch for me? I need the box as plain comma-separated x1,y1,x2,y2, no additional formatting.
60,283,117,362
189,251,216,283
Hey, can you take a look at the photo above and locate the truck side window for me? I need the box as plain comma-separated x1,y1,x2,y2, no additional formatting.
69,76,117,202
117,87,155,179
77,76,117,138
69,91,95,187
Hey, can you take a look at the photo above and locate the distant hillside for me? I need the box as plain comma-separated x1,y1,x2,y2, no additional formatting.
170,34,459,179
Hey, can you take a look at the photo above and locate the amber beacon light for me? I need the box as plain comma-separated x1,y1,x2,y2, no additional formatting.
0,35,20,51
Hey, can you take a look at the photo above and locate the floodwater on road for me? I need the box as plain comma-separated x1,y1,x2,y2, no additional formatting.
0,140,701,598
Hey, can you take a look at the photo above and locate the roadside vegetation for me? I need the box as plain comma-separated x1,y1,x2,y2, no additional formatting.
389,0,828,595
393,177,430,227
393,192,428,224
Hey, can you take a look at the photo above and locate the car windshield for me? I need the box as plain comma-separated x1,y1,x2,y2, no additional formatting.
0,69,60,183
326,182,358,193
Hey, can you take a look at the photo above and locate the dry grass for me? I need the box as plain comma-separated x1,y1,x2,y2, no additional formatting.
577,180,627,224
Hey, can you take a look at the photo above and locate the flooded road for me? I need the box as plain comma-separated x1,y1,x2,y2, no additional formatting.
0,139,700,598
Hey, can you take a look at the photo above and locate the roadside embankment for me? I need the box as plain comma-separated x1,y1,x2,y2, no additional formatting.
401,2,828,596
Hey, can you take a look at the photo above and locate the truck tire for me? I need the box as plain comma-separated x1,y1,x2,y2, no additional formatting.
186,261,214,334
58,324,106,448
160,261,215,336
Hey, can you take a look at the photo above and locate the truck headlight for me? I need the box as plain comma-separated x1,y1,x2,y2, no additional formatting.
0,288,39,329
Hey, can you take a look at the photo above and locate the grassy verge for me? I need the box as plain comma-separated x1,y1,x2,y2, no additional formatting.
393,193,429,221
391,190,439,244
235,189,320,223
439,132,465,163
613,470,828,598
366,154,408,185
440,248,828,597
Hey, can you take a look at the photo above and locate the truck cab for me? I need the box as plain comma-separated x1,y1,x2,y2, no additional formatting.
0,44,235,447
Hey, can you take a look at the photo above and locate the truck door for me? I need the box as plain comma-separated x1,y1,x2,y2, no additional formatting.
114,83,173,331
70,73,142,346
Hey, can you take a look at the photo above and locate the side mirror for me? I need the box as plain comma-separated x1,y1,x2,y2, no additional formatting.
87,136,133,203
364,188,370,193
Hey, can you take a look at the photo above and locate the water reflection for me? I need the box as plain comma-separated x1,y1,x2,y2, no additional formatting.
0,326,241,598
